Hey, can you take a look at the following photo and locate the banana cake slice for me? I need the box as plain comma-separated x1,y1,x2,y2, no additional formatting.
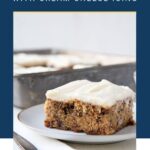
44,79,135,135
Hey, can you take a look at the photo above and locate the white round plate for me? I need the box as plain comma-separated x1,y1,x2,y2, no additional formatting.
18,104,136,144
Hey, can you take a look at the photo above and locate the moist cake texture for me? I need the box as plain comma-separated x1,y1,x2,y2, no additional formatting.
44,80,135,135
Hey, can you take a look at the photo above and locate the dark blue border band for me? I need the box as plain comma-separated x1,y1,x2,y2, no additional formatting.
0,1,13,138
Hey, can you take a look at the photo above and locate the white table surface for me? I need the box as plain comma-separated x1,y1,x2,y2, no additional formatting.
14,107,136,150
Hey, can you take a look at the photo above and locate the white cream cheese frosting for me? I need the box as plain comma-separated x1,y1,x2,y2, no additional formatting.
73,64,97,69
14,66,58,75
46,54,100,69
14,53,47,67
46,79,135,107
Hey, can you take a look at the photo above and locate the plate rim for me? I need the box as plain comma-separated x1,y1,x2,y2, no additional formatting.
17,104,136,141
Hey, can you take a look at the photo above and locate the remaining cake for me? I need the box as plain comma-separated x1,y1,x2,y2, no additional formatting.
46,55,81,69
46,54,101,69
14,53,135,75
14,53,47,67
44,80,135,135
14,53,101,73
73,64,97,69
13,66,58,75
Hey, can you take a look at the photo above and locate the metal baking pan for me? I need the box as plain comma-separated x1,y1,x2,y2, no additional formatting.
13,49,136,109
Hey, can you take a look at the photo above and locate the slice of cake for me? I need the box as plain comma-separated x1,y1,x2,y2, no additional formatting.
44,79,135,135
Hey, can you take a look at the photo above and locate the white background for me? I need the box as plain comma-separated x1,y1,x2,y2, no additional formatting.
0,139,149,150
14,12,136,56
0,139,13,150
